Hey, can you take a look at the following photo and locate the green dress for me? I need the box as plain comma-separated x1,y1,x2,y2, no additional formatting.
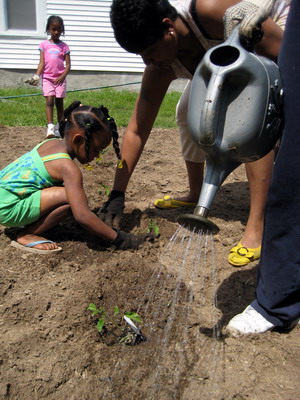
0,139,70,227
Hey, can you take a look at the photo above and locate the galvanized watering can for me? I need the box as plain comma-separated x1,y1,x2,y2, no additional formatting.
177,28,283,234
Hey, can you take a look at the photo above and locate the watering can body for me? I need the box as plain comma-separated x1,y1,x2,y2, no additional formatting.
178,28,283,233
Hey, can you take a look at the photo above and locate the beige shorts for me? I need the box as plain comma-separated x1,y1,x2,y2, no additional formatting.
176,80,206,163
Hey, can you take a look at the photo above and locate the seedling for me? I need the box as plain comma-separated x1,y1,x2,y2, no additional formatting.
98,184,111,197
147,220,160,236
83,149,110,170
96,147,110,164
87,303,145,345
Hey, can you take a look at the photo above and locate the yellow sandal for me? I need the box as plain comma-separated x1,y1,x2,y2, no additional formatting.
228,241,261,267
154,195,196,209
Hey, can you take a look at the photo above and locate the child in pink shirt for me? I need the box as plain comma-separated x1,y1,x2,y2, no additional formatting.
34,15,71,137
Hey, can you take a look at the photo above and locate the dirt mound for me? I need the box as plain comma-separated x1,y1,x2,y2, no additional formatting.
0,126,299,399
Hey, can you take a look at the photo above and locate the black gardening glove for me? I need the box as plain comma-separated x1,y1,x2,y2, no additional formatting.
110,230,153,250
98,190,125,227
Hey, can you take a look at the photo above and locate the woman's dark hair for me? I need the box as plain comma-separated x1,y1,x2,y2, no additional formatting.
60,101,121,161
110,0,178,53
46,15,65,35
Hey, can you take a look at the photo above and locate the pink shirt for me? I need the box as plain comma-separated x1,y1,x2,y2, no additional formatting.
39,40,70,79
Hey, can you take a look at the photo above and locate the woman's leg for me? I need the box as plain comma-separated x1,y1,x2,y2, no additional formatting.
242,150,274,248
227,0,300,334
228,151,274,266
185,160,204,202
253,0,300,326
16,186,71,250
177,81,204,202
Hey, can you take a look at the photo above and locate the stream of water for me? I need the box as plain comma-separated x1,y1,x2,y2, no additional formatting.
105,225,224,399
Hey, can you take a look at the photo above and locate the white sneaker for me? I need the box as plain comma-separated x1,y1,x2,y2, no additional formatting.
54,123,61,138
226,305,275,337
46,123,55,137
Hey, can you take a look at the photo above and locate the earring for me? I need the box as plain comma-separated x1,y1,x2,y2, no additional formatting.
170,30,174,35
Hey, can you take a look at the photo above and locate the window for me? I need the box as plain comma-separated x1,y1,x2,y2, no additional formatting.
7,0,36,30
0,0,46,36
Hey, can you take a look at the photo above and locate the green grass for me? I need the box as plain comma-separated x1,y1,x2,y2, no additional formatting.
0,87,181,128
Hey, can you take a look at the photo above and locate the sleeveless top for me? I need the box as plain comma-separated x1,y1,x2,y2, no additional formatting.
171,0,291,79
0,139,71,198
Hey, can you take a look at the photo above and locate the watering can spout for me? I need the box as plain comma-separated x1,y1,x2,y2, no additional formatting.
177,210,220,235
177,155,240,234
177,27,283,234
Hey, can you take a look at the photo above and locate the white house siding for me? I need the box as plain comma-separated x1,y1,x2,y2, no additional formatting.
0,0,177,73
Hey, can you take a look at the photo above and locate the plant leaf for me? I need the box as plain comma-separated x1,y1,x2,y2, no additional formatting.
87,303,98,316
124,311,142,323
97,318,105,333
113,306,120,315
87,303,97,311
147,220,160,236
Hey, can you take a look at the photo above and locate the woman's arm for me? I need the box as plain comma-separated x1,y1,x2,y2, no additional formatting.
112,64,176,193
195,0,241,39
255,18,283,61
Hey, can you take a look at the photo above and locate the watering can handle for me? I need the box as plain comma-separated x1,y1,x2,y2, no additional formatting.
200,74,225,144
199,26,248,142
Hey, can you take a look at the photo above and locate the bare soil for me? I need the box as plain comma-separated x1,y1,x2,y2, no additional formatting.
0,125,299,400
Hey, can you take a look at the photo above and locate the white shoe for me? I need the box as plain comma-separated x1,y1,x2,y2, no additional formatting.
226,305,300,337
54,123,61,138
226,305,275,337
46,123,55,137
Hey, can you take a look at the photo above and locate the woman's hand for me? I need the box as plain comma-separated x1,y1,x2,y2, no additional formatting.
98,190,125,227
224,0,276,41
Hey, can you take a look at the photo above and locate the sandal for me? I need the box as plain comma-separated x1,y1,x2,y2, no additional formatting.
11,240,62,254
154,195,197,209
228,241,261,267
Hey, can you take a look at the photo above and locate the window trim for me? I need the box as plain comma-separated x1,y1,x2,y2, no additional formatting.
0,0,46,37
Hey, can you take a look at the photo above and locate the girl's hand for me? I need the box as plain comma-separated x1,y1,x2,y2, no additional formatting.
25,74,40,86
110,230,154,250
54,75,65,84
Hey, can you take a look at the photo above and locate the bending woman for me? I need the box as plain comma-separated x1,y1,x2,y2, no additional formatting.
100,0,290,266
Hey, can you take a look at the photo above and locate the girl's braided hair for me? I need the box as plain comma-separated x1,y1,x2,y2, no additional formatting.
59,101,121,161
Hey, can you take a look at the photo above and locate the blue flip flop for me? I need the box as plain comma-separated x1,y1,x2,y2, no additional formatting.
10,240,62,254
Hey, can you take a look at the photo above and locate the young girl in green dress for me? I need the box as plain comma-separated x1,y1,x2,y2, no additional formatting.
0,101,145,254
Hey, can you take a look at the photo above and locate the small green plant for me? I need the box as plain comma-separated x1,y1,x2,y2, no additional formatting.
147,220,160,236
98,184,111,197
95,147,110,164
87,303,142,334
